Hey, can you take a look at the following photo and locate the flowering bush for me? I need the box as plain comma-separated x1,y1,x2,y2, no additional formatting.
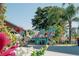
0,32,18,56
15,47,34,56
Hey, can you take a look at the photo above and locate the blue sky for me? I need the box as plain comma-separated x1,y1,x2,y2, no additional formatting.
6,3,79,30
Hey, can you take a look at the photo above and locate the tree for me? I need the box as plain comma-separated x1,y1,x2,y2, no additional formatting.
32,4,79,44
62,4,79,43
27,30,35,36
0,3,6,30
32,6,66,44
32,7,48,30
0,3,6,20
32,6,65,30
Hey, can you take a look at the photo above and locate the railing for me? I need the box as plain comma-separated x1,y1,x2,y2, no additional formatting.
32,37,48,45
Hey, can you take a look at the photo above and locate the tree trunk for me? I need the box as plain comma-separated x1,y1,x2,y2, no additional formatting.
69,20,72,44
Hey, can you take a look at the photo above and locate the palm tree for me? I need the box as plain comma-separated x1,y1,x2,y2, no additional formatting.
0,3,6,30
62,4,79,43
0,3,6,20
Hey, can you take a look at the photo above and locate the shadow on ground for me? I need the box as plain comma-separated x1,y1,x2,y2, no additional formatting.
32,45,79,56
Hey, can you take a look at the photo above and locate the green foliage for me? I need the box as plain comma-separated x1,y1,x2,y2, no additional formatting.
4,26,17,46
54,25,64,36
49,39,56,45
72,33,79,39
62,4,79,42
31,45,48,56
32,6,66,43
32,4,79,43
48,25,64,44
27,30,35,36
0,3,17,46
32,6,65,30
0,4,6,22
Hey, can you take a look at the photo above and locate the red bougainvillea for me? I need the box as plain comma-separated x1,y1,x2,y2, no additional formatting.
0,32,18,56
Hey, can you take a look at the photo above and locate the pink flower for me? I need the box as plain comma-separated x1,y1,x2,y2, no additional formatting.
1,43,18,56
0,32,18,56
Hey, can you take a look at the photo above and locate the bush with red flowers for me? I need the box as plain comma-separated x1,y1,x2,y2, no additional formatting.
0,32,18,56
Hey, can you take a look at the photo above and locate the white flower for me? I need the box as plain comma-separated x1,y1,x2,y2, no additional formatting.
15,47,34,56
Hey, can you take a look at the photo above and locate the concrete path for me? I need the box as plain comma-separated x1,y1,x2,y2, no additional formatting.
44,50,76,56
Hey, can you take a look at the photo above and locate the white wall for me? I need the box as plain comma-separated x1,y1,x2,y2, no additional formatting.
72,21,79,28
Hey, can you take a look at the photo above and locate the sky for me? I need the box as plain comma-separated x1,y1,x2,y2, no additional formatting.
6,3,79,30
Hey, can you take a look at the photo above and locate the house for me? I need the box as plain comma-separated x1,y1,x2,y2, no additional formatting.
4,20,26,34
71,21,79,35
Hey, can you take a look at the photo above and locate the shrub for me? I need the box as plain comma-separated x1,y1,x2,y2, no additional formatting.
31,45,48,56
